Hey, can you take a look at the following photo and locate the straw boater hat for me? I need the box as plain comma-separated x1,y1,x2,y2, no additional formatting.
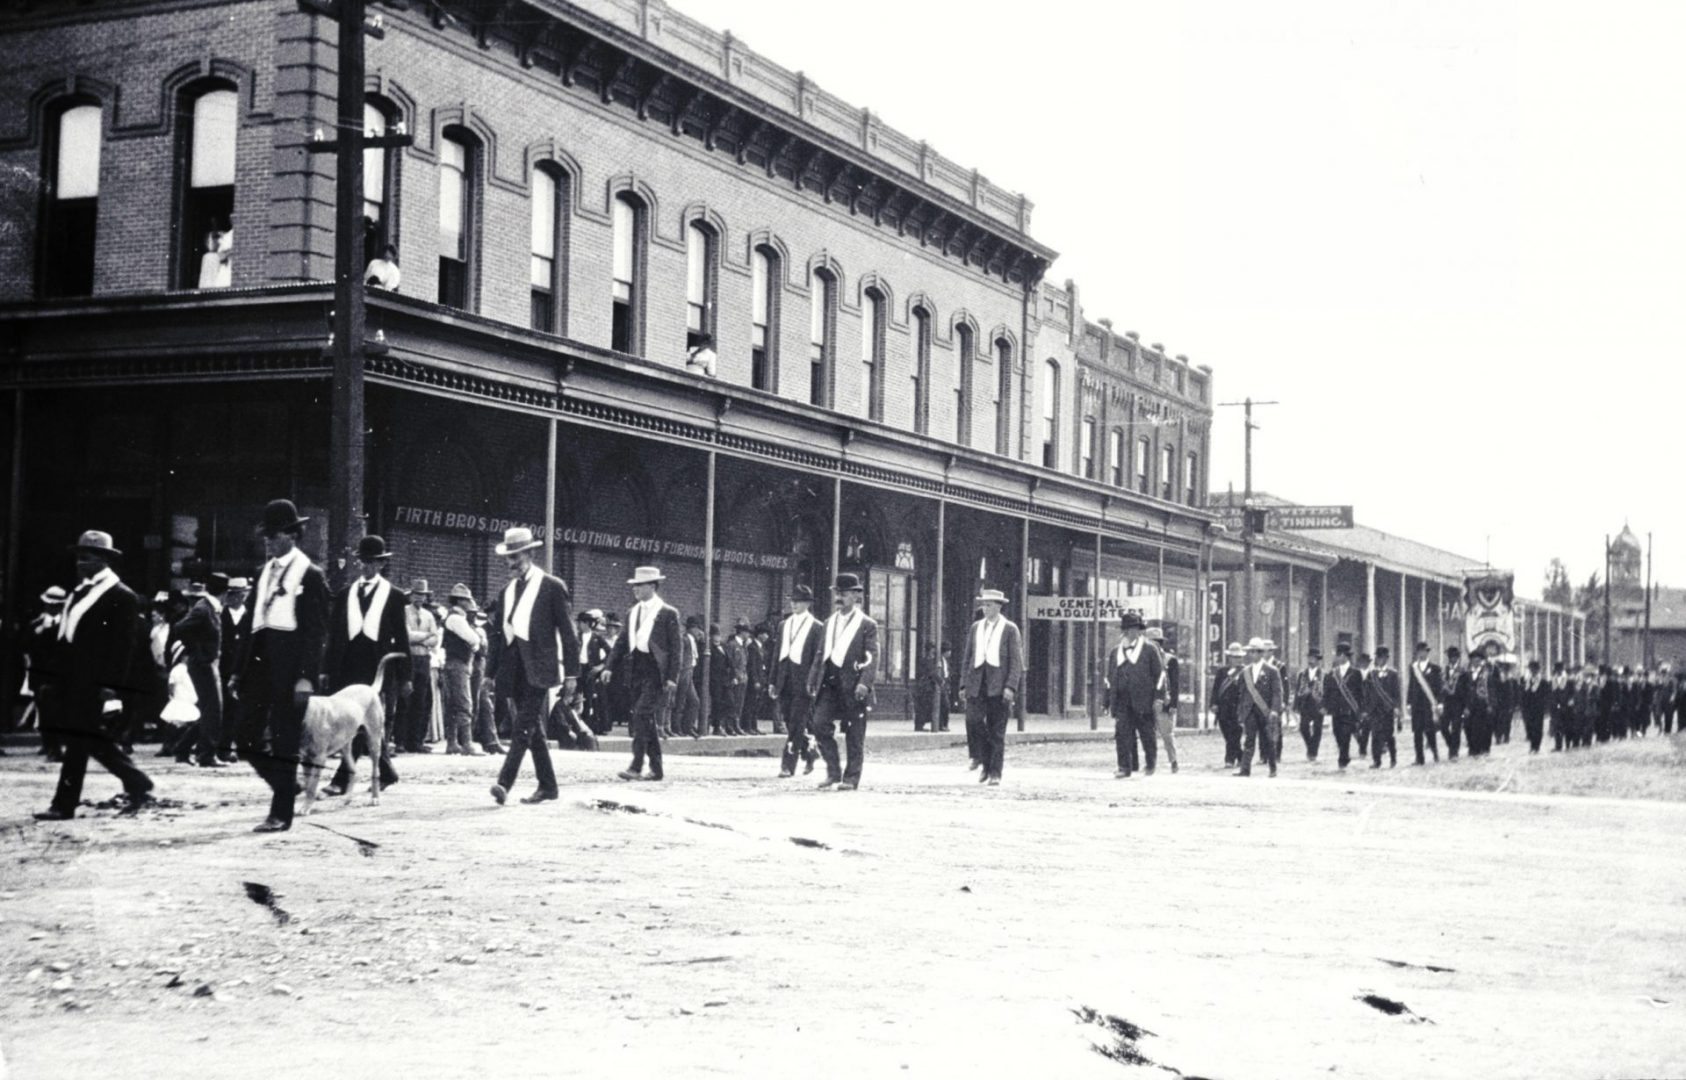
228,577,250,591
494,526,543,556
1144,626,1164,642
627,565,665,585
40,585,68,606
70,529,122,559
975,588,1010,606
1225,641,1246,659
1245,636,1269,653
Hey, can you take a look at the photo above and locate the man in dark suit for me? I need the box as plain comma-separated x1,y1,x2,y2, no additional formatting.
1234,637,1285,778
574,609,611,735
232,499,330,833
1322,643,1365,769
217,576,251,763
1107,611,1163,778
1365,646,1400,768
485,527,579,805
1406,641,1443,764
706,625,732,735
771,585,822,777
1465,643,1500,756
33,530,155,821
171,568,229,768
960,588,1025,786
605,566,683,782
1293,648,1325,762
1520,659,1550,753
1213,642,1246,767
1441,646,1469,758
322,534,407,797
807,573,878,790
725,619,752,736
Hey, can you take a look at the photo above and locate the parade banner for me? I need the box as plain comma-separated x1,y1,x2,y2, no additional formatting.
1026,594,1164,622
1463,571,1516,653
391,506,792,571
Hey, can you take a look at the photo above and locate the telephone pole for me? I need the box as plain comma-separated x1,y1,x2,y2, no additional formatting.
1218,397,1278,640
1644,531,1654,668
1603,534,1612,665
301,0,411,586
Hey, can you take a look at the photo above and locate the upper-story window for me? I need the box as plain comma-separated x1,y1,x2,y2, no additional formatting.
685,220,717,350
437,129,478,310
611,192,647,355
1160,441,1174,500
1135,435,1150,493
954,324,975,446
994,338,1014,456
1040,359,1060,469
1185,450,1200,507
809,267,836,408
1080,417,1096,479
362,100,401,262
751,244,780,392
178,84,237,289
1108,429,1125,487
39,101,101,298
861,286,885,422
530,165,568,332
911,304,932,435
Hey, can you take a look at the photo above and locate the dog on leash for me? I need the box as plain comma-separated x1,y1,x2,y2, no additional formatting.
298,652,406,815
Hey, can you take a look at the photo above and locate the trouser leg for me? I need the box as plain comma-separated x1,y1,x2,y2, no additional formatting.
49,736,92,813
984,695,1008,778
1132,711,1157,772
779,694,813,774
1158,709,1178,767
966,697,985,764
1114,716,1131,773
811,690,842,781
1333,717,1353,766
842,699,867,786
1239,717,1258,774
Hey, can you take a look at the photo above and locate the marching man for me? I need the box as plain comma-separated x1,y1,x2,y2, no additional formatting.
770,584,823,778
1234,637,1285,778
807,573,877,790
604,566,682,783
960,588,1024,786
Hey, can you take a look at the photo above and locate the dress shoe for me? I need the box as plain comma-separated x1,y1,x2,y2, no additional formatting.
986,777,1000,786
490,783,507,805
778,770,794,778
978,770,990,783
463,746,486,757
969,759,981,771
1170,762,1178,774
817,778,839,790
414,744,435,754
641,774,664,782
323,784,347,798
33,807,73,822
520,788,559,804
197,757,229,769
836,781,857,791
118,792,158,815
803,759,815,775
1234,769,1251,777
1114,770,1129,779
378,775,399,791
1370,763,1381,769
252,817,290,833
1268,765,1278,777
616,770,641,781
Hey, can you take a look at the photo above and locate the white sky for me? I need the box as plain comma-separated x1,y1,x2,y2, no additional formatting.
678,0,1686,594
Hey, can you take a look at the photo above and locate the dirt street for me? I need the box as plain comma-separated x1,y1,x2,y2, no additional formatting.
2,730,1683,1080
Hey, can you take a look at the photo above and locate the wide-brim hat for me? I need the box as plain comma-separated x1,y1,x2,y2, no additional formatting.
448,582,475,605
790,584,815,603
495,526,544,556
975,588,1010,606
833,573,863,592
1245,636,1269,652
1260,639,1278,651
627,565,665,585
1119,611,1146,631
410,578,431,597
70,529,122,558
40,585,68,605
228,577,250,590
1224,642,1246,658
261,498,309,536
1144,626,1165,642
356,535,392,562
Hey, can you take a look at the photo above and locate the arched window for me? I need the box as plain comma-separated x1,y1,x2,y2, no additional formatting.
808,267,836,408
751,244,780,392
911,305,932,434
611,192,647,355
1108,428,1125,487
436,128,480,310
530,164,569,332
685,219,717,349
1040,359,1060,469
39,100,101,297
362,100,401,263
177,83,237,289
994,337,1013,456
954,323,975,446
861,286,885,421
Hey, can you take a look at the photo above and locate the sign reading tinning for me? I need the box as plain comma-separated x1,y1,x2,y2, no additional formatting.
1026,595,1164,622
1215,505,1355,531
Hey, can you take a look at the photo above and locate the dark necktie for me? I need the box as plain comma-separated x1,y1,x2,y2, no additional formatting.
358,582,375,615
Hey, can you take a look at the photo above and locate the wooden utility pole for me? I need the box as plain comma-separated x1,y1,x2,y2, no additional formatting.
1644,531,1654,669
1603,534,1612,665
1217,397,1278,640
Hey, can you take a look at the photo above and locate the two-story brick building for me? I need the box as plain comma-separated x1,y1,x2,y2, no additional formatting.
0,0,1217,721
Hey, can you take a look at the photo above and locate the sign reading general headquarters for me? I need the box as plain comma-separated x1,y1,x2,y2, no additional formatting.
1026,595,1164,622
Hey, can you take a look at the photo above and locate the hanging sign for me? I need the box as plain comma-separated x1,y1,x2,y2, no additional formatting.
1027,594,1164,622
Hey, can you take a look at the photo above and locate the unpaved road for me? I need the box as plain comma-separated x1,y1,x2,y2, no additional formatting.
2,731,1683,1080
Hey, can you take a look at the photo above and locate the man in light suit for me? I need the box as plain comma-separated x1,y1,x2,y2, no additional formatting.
1107,611,1163,778
1234,637,1285,778
807,573,877,790
33,530,155,821
960,587,1024,786
322,534,408,796
604,566,683,782
1146,626,1180,774
233,499,331,833
485,527,579,805
771,584,822,778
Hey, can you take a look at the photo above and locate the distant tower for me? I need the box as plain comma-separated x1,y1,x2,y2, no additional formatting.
1610,524,1643,600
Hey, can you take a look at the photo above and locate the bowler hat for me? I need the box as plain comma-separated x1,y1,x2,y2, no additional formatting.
975,588,1010,606
261,499,309,536
69,529,122,558
356,535,392,562
448,582,475,606
627,565,666,586
790,584,815,603
685,615,703,631
605,612,623,626
1307,648,1323,660
1335,643,1352,657
1119,611,1146,631
410,578,431,597
205,572,230,596
833,572,863,592
734,618,751,631
1375,646,1390,659
495,526,544,556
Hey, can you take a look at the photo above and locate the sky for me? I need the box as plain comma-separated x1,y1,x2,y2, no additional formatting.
676,0,1686,595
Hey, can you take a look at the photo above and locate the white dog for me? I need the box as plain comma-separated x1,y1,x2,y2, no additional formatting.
298,653,406,815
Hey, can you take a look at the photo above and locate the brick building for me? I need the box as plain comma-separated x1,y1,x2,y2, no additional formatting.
0,0,1216,721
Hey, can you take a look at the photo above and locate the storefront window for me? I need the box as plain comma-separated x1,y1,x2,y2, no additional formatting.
866,567,918,683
